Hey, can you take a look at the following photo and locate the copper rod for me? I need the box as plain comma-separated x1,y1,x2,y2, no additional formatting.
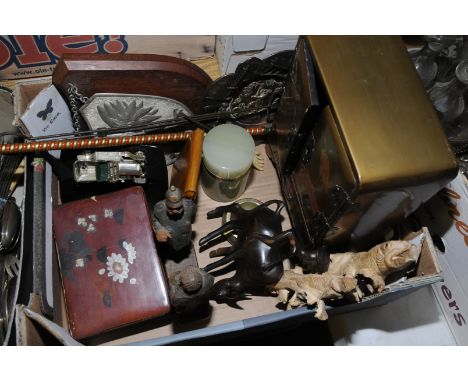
0,127,267,155
183,128,204,200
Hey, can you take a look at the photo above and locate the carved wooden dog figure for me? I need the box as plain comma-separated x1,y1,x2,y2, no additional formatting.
326,240,420,297
268,269,358,320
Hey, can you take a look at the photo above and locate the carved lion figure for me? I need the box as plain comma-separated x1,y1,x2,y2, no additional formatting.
268,269,358,320
326,240,421,298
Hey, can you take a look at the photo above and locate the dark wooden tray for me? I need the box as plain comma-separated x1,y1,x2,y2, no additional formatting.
52,53,213,113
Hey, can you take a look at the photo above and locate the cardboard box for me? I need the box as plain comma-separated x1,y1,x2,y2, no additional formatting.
327,173,468,346
410,173,468,344
11,58,444,346
328,286,457,346
215,35,298,75
13,77,52,127
10,78,56,337
0,36,215,80
16,153,442,346
15,225,441,345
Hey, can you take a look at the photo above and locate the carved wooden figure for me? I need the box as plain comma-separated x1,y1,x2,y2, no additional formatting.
152,186,196,252
326,240,421,299
200,200,296,302
168,266,214,313
268,269,358,320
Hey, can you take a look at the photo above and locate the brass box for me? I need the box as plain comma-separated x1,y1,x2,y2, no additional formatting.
268,36,458,259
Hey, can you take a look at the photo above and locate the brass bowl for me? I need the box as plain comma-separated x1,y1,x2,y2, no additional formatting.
221,198,262,245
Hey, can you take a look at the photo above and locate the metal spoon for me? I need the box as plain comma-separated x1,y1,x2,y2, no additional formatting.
0,274,17,344
0,198,21,254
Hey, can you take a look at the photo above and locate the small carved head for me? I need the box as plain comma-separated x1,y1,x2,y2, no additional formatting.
179,266,203,294
210,279,243,302
166,186,184,216
375,240,420,272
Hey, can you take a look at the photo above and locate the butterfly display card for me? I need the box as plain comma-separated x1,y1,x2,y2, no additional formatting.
20,84,75,158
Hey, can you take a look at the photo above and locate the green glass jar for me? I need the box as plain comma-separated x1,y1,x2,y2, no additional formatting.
201,123,255,202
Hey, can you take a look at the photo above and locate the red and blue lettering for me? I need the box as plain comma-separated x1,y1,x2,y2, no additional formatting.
0,35,128,71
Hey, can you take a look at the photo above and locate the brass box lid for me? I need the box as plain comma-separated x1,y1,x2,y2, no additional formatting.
307,36,458,193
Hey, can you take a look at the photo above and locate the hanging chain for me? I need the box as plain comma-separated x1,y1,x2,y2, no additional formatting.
67,83,88,131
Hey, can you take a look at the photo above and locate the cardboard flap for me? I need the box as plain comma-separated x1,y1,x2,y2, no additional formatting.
15,293,81,346
232,36,267,52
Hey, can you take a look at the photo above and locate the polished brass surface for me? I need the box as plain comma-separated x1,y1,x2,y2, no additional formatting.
306,36,458,193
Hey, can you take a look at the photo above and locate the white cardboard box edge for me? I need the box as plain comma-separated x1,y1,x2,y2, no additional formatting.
216,35,299,75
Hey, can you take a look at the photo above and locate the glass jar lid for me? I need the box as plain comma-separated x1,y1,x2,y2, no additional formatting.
203,123,255,180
